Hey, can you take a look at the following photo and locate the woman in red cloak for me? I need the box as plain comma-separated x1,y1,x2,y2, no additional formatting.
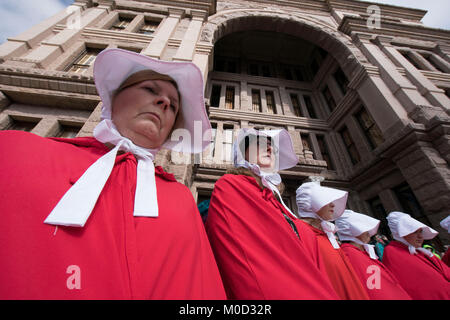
295,183,370,300
206,128,339,299
335,210,411,300
0,49,225,299
440,216,450,267
383,211,450,300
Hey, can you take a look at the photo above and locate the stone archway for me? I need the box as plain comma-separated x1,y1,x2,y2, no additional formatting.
198,9,368,78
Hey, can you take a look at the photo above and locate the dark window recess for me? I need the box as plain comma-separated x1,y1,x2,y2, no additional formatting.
334,68,349,95
290,94,303,117
57,124,80,138
249,64,259,76
265,91,276,114
322,86,337,111
303,95,317,119
252,89,262,112
210,85,221,107
368,197,391,239
355,107,384,149
340,126,360,165
214,58,225,72
400,51,424,70
393,183,425,220
317,135,334,170
4,118,37,132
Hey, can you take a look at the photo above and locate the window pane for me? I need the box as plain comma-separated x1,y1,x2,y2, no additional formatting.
225,86,235,110
252,90,261,112
4,119,37,132
356,108,384,149
57,125,80,138
139,21,159,34
266,91,276,114
290,94,302,117
222,126,234,162
67,49,100,73
301,134,311,151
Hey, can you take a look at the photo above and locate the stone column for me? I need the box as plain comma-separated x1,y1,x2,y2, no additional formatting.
213,122,224,164
125,15,145,33
173,11,206,61
374,36,450,114
279,86,294,116
0,3,87,63
142,8,184,59
378,189,401,213
287,126,302,159
21,6,110,68
392,141,450,243
352,33,416,134
30,118,60,137
239,81,251,111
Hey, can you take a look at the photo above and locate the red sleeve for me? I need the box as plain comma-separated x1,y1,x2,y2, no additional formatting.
206,174,339,300
383,242,450,300
341,244,411,300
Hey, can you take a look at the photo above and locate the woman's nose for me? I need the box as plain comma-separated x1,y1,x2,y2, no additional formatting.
155,95,170,110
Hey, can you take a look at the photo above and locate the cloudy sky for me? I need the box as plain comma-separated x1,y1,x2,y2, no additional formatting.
0,0,449,44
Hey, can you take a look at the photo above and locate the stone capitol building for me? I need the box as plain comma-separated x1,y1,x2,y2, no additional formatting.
0,0,449,247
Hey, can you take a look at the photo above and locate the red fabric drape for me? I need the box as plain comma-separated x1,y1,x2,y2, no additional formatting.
0,131,226,299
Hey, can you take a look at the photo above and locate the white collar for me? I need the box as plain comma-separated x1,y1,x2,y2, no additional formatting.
237,161,297,220
341,236,378,259
394,237,434,258
44,119,159,227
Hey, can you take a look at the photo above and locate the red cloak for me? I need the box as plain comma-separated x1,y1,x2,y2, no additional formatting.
442,248,450,267
340,243,411,300
302,224,370,300
0,131,226,299
205,174,339,300
382,241,450,300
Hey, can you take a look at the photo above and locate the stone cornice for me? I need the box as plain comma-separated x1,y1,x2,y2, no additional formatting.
339,16,450,43
209,107,329,130
80,27,154,44
0,66,98,98
115,0,215,16
326,89,359,128
327,0,427,22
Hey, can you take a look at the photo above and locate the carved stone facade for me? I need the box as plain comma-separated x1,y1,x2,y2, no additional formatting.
0,0,449,246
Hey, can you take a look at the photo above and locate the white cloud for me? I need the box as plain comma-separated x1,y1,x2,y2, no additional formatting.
0,0,66,44
360,0,450,30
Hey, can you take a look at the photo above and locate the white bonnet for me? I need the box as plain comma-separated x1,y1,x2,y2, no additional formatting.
232,128,298,171
387,211,438,240
296,182,348,221
440,215,450,233
336,210,380,240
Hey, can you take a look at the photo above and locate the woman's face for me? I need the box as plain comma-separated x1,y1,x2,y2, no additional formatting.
111,79,180,149
356,231,371,244
316,202,335,221
245,137,276,171
404,228,424,248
